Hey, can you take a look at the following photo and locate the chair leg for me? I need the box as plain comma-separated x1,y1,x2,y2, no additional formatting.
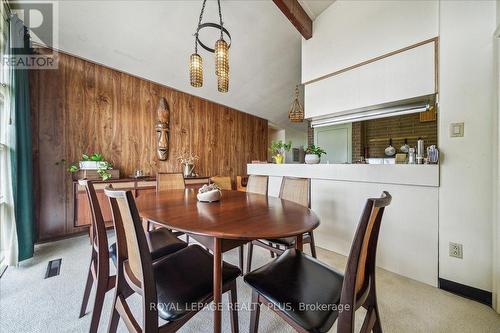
309,231,317,258
269,242,275,258
229,282,239,333
246,242,254,274
107,294,120,333
238,245,244,275
372,303,383,333
89,271,109,333
79,259,94,318
249,291,261,333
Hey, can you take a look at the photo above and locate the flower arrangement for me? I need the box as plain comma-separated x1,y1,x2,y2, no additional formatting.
176,151,199,165
197,183,222,202
269,140,292,164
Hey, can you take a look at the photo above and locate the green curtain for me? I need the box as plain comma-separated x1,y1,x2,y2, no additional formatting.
10,16,34,261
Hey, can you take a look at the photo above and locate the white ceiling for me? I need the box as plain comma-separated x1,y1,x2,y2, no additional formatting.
299,0,336,20
34,0,335,129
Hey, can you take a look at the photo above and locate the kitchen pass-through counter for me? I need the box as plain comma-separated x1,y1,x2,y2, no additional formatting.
247,163,439,286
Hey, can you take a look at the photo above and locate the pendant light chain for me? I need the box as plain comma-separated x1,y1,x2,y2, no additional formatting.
194,0,208,54
217,0,223,40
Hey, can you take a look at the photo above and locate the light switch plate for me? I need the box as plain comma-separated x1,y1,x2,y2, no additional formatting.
450,123,464,137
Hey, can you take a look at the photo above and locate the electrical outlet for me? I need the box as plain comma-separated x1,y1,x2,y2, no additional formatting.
449,242,463,259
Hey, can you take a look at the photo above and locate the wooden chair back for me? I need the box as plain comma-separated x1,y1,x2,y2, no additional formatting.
337,191,392,332
279,177,310,208
236,176,248,192
210,176,232,190
79,179,108,252
246,175,268,195
156,172,185,191
104,187,159,330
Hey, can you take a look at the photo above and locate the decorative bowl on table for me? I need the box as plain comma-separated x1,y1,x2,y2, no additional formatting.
197,184,222,202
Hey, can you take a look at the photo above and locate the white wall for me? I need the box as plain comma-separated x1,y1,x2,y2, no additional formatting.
495,0,500,312
284,127,307,163
438,0,496,292
303,0,498,292
302,0,439,83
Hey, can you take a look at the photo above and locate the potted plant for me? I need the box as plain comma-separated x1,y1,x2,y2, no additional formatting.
62,153,114,180
305,144,327,164
269,140,291,164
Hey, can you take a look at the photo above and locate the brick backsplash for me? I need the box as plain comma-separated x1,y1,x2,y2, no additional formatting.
307,114,437,161
307,121,314,147
352,112,437,160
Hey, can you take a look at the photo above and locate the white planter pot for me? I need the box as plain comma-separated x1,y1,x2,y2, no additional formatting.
197,189,222,202
79,161,108,170
305,154,320,164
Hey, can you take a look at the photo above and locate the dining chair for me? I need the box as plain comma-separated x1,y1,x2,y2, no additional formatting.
210,175,233,190
236,175,248,192
78,179,187,333
156,172,186,191
246,177,316,273
235,175,268,272
155,172,189,243
244,191,392,333
104,187,241,333
246,175,268,195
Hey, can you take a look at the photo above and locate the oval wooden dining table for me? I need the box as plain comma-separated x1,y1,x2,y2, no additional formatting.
136,189,320,333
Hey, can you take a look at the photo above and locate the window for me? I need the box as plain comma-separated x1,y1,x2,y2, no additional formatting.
0,0,10,270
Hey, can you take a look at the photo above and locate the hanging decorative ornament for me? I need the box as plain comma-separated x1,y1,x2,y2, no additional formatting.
288,85,305,123
189,53,203,87
189,0,231,92
215,38,229,77
217,72,229,93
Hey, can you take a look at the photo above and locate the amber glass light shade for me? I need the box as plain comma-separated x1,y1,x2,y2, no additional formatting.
214,38,229,77
217,72,229,93
189,53,203,87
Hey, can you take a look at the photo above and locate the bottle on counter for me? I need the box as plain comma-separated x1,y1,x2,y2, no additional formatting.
417,138,424,164
408,147,416,164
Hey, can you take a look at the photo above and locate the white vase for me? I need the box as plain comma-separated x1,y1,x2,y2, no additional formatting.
197,189,222,202
305,154,320,164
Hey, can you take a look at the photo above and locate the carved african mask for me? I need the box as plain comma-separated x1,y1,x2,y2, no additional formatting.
155,98,170,161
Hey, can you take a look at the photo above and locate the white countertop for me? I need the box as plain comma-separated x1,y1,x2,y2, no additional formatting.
247,163,439,187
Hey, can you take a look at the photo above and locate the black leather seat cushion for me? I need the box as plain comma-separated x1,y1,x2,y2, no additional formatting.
265,232,311,246
147,228,187,260
244,249,344,333
154,245,241,321
109,228,187,265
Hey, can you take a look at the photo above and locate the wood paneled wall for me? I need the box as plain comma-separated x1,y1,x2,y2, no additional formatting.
30,51,267,241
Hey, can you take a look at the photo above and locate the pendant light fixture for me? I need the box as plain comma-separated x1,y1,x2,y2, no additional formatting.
288,85,305,123
189,0,231,93
189,0,206,88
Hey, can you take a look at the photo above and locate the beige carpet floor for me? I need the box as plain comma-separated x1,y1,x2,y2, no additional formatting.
0,234,499,333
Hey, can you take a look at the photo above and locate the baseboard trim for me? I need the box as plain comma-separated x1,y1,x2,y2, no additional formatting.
439,278,492,306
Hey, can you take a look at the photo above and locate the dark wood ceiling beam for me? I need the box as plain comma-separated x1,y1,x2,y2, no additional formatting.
273,0,313,40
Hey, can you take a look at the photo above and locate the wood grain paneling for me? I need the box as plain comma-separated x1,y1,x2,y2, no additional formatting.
30,50,268,241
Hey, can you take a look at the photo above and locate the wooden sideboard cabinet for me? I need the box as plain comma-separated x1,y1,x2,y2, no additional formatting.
73,176,210,227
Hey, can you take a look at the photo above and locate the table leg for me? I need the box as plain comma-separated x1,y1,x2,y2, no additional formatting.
296,234,304,251
213,237,222,333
